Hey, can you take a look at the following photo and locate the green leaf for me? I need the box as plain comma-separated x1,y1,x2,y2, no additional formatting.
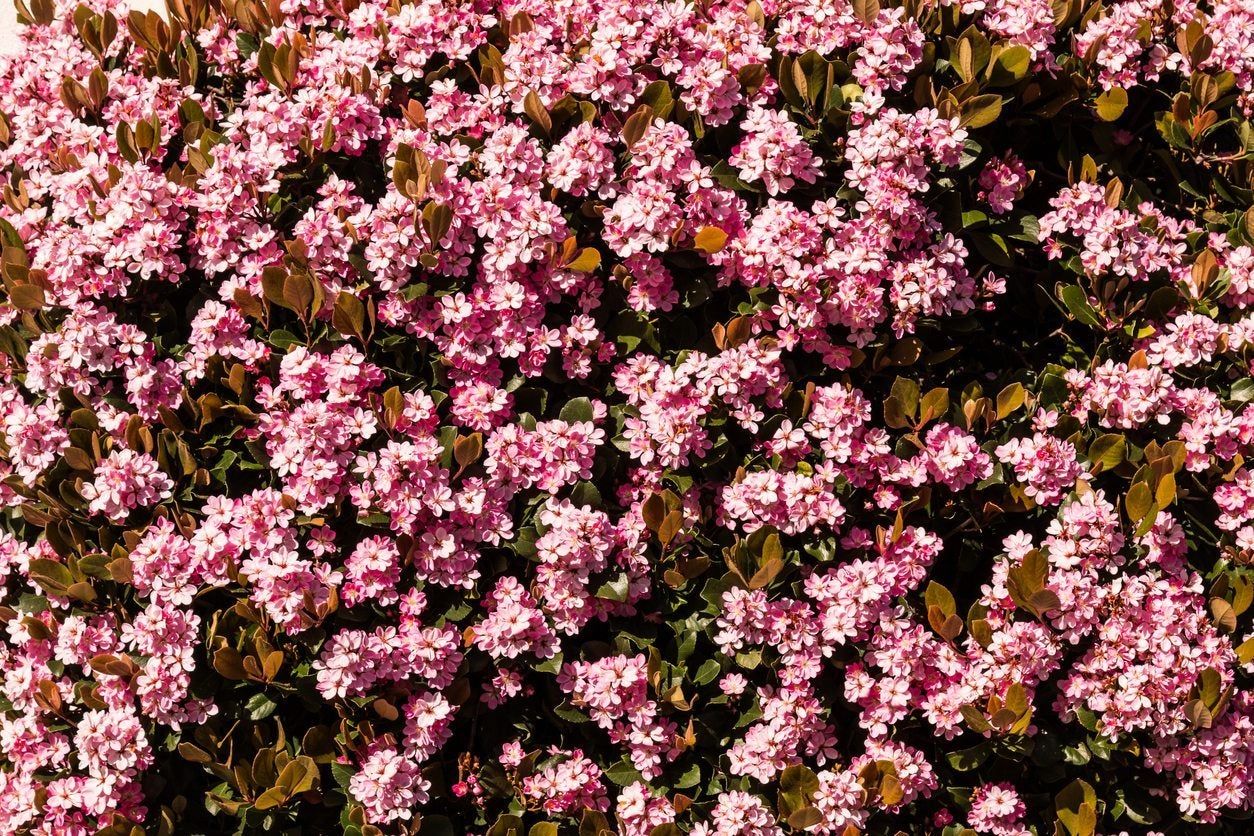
569,481,602,508
640,80,674,117
559,397,594,423
1088,434,1126,470
970,231,1014,267
961,208,988,229
552,701,590,723
960,94,1003,128
1058,284,1101,326
268,329,303,350
675,762,702,789
594,572,631,602
924,581,956,616
487,815,524,836
331,762,355,790
27,559,73,595
1095,87,1129,121
1231,378,1254,403
1055,779,1098,836
611,311,660,354
961,704,992,733
778,764,819,815
246,692,278,720
580,810,612,836
603,757,644,786
693,658,722,685
990,45,1031,85
1115,787,1161,825
1038,370,1069,407
0,217,23,247
919,387,950,424
889,377,921,417
946,741,993,771
1125,481,1154,524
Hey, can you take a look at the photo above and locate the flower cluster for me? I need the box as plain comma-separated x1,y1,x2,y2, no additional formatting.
1,0,1253,834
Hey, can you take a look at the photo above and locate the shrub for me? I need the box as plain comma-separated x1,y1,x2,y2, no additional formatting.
1,0,1253,833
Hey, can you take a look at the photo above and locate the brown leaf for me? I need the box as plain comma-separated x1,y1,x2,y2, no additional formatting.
566,247,601,273
641,493,666,531
34,679,62,714
260,266,288,307
262,649,284,680
253,786,288,811
851,0,880,24
282,271,314,317
879,773,904,807
1184,698,1213,730
178,742,213,763
278,755,319,795
523,89,552,135
454,432,484,470
332,291,366,341
996,383,1026,419
89,653,136,678
1028,588,1062,615
9,283,45,310
1211,597,1238,632
710,322,726,350
724,316,752,349
213,647,247,681
63,447,94,471
693,225,728,254
748,555,784,590
372,698,399,721
66,581,97,602
928,606,964,642
787,808,823,829
657,509,683,547
621,105,654,148
422,200,453,245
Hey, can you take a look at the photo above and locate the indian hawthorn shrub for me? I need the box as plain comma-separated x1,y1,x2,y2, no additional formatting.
1,0,1253,833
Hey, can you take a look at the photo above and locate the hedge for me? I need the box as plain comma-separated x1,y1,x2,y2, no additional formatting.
1,0,1253,834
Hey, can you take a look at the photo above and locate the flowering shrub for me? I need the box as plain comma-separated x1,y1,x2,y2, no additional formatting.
2,0,1254,833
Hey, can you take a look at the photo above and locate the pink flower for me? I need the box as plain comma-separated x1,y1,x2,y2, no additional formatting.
521,748,608,814
702,791,781,836
729,106,822,196
349,746,429,824
969,782,1030,836
978,154,1030,214
80,449,174,522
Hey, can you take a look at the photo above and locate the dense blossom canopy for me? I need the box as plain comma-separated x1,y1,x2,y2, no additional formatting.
1,0,1253,833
